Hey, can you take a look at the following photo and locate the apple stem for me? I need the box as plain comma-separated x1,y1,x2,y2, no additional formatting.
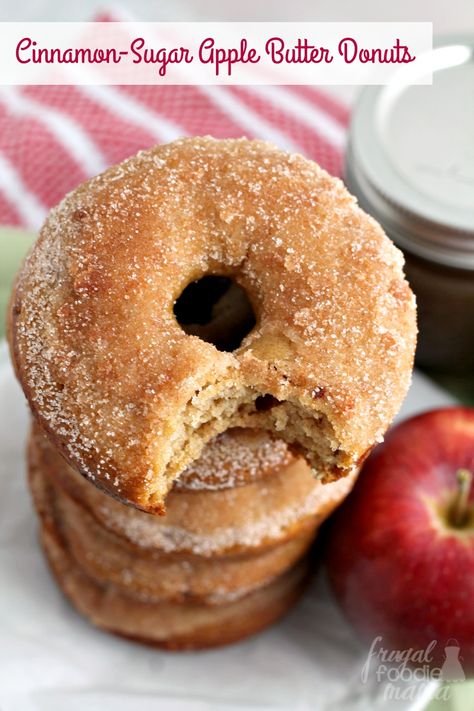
451,469,473,528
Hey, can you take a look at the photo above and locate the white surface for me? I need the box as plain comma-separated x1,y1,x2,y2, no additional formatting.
0,341,455,711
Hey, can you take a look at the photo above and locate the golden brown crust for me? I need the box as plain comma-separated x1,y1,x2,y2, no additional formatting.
31,446,312,649
29,423,357,557
29,454,317,604
41,523,310,651
11,137,416,510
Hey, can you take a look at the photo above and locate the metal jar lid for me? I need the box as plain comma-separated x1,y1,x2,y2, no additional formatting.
345,35,474,270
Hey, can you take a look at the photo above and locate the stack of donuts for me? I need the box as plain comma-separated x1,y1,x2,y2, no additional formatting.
28,424,356,648
9,138,417,649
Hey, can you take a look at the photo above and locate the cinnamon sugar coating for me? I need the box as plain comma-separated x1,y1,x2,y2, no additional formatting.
10,137,416,511
29,456,316,605
29,423,356,557
175,428,294,491
41,523,310,650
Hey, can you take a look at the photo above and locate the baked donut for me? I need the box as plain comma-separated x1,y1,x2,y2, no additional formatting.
29,425,312,649
175,428,294,491
29,423,357,557
29,446,316,604
41,523,309,651
10,137,416,511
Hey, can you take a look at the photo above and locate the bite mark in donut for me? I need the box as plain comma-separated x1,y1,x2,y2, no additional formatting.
9,137,417,512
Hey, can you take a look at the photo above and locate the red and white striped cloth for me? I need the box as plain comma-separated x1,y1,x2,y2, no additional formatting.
0,32,349,229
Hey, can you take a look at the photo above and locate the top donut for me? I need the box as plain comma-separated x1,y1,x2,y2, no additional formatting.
9,137,416,512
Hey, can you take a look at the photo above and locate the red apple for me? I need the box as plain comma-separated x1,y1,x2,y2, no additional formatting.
326,407,474,673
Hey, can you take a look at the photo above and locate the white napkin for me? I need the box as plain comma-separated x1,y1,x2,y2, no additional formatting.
0,342,453,711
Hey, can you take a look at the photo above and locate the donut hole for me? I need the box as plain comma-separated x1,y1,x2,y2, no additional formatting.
174,275,256,352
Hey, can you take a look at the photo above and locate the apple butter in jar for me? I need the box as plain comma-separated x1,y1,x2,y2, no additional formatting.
345,35,474,373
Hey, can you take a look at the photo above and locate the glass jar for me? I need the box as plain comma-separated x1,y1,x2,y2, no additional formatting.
345,35,474,373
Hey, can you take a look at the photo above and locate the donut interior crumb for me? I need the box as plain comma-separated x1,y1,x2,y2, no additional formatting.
150,379,346,509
